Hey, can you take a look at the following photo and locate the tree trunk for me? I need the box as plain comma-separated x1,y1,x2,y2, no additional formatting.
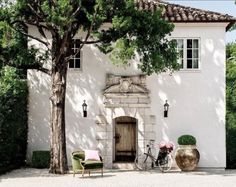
49,60,68,174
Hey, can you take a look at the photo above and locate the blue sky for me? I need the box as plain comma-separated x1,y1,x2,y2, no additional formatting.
167,0,236,43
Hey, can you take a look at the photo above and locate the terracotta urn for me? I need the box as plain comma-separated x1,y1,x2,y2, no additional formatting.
175,145,200,171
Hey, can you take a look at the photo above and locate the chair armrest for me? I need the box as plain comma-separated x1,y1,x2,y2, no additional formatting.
71,156,83,170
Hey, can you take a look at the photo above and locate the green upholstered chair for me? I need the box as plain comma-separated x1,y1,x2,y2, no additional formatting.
71,150,103,177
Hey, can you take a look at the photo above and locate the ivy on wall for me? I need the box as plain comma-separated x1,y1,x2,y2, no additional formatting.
0,66,28,174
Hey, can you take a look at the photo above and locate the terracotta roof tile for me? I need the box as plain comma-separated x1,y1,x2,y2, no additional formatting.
135,0,236,30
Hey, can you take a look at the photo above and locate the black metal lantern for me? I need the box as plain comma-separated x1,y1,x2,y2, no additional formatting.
164,100,169,117
82,100,87,117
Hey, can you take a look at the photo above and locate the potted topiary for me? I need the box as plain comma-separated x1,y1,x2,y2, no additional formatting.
175,135,200,171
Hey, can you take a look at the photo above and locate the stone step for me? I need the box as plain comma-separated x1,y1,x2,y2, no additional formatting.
112,162,136,170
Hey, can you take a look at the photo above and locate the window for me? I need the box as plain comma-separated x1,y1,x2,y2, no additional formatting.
187,39,199,69
69,39,81,69
173,38,200,70
176,39,184,68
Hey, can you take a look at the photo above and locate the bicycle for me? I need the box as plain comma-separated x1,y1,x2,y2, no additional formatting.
134,140,174,172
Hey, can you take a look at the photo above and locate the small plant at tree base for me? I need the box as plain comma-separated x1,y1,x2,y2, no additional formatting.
178,135,196,145
32,151,50,168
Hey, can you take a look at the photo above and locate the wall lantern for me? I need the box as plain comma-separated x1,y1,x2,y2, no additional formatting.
164,100,169,118
82,100,87,117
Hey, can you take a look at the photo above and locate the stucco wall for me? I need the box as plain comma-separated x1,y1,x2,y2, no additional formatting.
27,23,226,168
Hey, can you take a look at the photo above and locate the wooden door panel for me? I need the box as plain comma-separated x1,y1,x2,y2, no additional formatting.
116,124,134,152
115,117,136,161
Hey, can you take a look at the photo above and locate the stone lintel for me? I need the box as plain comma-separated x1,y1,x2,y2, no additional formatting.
104,93,149,98
105,104,150,108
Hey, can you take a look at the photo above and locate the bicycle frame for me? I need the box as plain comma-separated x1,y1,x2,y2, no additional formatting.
143,143,158,168
135,140,173,172
143,141,171,168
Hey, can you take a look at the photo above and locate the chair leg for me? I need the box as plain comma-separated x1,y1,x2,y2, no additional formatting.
82,169,84,178
101,168,103,177
89,171,90,176
73,170,75,177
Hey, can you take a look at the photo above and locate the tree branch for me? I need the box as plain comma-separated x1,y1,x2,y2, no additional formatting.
65,5,100,62
81,40,102,44
23,20,49,38
37,66,51,75
27,22,49,32
26,2,57,42
72,6,81,17
5,62,51,76
10,21,50,49
27,3,43,20
30,0,46,18
55,30,71,65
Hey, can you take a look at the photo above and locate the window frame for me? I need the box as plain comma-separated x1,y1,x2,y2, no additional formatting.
172,37,201,72
68,39,82,71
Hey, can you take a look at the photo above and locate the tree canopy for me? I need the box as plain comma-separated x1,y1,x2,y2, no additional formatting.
0,0,179,75
0,20,50,74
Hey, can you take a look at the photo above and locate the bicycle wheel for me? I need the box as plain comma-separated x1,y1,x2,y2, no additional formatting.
135,153,153,171
158,154,172,172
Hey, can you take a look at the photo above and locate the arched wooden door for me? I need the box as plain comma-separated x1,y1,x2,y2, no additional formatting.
114,116,137,162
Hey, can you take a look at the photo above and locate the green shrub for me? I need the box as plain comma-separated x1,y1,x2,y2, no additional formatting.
32,151,50,168
0,67,28,174
226,52,236,169
178,135,196,145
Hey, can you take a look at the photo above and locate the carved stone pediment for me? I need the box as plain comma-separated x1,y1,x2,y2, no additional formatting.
103,74,149,98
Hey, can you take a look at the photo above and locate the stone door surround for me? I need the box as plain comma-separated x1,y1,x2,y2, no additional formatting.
95,74,156,168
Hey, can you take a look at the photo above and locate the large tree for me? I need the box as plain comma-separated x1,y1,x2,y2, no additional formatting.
0,0,179,174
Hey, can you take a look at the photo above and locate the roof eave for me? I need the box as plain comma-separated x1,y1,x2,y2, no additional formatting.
170,20,236,31
226,21,236,31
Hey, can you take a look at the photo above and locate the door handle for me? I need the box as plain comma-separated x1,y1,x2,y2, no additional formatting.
114,133,121,143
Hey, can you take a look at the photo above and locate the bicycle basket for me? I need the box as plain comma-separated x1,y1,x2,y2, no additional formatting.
156,151,168,165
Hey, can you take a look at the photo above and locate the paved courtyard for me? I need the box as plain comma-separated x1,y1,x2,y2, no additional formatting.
1,168,236,187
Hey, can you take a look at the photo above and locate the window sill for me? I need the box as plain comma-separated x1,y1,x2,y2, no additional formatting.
68,68,82,71
68,68,82,72
178,69,201,73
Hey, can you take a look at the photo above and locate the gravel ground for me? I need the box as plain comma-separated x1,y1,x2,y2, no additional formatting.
1,168,236,187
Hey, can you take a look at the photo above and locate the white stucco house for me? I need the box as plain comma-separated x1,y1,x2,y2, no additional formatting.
27,0,236,169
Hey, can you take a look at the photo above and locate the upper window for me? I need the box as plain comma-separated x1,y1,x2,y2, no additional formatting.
69,39,81,69
176,39,184,68
173,38,200,70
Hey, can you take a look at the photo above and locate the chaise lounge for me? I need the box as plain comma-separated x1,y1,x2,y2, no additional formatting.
71,150,103,177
